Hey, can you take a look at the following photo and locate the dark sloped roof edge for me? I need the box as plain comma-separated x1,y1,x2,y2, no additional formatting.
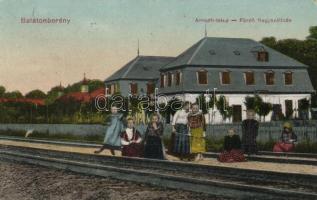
159,64,308,72
104,55,175,82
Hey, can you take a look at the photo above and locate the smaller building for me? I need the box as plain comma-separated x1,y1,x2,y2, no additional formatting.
104,55,175,97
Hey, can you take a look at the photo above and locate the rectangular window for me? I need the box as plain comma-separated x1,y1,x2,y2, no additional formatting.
197,70,208,85
245,72,255,85
130,83,138,95
160,74,165,88
110,84,115,94
147,82,155,94
175,71,181,86
257,51,269,62
221,71,231,84
167,72,172,87
265,72,274,85
284,72,293,85
106,85,111,95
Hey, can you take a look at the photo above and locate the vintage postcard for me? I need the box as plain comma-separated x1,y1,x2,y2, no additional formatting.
0,0,316,199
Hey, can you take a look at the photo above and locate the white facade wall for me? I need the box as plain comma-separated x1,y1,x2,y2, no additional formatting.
158,93,311,124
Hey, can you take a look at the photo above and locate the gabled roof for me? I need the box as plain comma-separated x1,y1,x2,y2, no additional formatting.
105,56,175,82
161,37,307,70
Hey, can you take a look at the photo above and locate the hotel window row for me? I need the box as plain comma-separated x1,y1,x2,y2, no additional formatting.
195,70,293,86
160,71,182,88
129,81,155,95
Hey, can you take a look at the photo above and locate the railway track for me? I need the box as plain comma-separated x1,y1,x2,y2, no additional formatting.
0,144,316,199
0,135,316,165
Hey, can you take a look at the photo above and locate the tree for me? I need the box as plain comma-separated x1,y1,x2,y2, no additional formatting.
307,26,317,40
0,86,5,97
208,94,217,109
196,94,208,114
260,37,277,47
25,89,46,98
4,91,23,98
258,102,272,121
216,95,232,120
89,80,104,92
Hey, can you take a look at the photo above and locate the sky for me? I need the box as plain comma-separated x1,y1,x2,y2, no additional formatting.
0,0,317,94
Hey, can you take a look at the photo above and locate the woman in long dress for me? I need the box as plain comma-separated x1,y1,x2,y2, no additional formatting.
241,110,259,155
144,113,164,160
188,103,206,161
94,106,124,155
172,101,191,160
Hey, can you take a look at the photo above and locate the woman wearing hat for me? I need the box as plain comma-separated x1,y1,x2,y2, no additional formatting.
273,122,297,152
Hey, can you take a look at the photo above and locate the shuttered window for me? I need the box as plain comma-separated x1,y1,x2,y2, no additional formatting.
147,82,155,94
197,70,208,85
160,73,165,88
245,71,255,85
130,83,138,95
175,71,181,86
284,72,293,85
167,72,172,87
265,71,275,85
221,71,231,84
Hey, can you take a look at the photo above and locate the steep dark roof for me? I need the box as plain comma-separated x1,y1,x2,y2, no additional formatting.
161,37,307,70
105,56,175,82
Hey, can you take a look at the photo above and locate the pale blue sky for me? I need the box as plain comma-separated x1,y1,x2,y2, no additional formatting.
0,0,317,93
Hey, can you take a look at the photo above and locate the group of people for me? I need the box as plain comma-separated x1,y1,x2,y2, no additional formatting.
94,105,298,163
94,106,165,159
169,102,206,161
218,110,298,162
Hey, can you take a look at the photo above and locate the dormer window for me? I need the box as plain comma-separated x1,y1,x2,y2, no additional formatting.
284,71,293,85
197,70,208,85
221,71,231,84
257,51,269,62
265,71,274,85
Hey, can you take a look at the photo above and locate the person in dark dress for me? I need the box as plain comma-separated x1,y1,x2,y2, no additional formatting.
171,101,190,160
218,128,245,162
241,110,259,155
144,113,164,160
120,117,143,157
273,122,297,152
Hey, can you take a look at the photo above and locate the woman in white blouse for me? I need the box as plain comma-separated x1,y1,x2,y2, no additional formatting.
171,101,191,160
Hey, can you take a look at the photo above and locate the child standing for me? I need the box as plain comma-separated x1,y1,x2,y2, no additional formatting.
94,106,124,155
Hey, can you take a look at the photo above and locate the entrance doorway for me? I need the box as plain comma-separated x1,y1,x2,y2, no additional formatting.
232,105,242,122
